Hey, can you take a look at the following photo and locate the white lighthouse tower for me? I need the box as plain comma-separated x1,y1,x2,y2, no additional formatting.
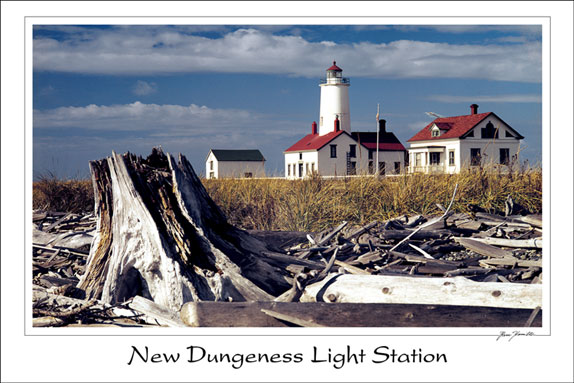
318,61,351,136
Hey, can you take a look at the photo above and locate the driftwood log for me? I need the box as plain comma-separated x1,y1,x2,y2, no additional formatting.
179,301,542,327
77,148,291,311
299,274,542,309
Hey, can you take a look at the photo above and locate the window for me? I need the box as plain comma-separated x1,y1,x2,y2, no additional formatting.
311,163,315,173
449,150,455,166
298,163,303,178
349,161,357,175
368,150,373,160
299,153,303,160
500,148,510,165
415,153,421,167
244,172,253,178
330,145,337,158
431,128,440,137
471,148,481,166
394,162,401,174
379,162,386,175
368,161,374,174
209,172,215,179
505,130,514,138
430,152,440,165
466,129,474,137
349,144,356,158
481,122,498,139
288,164,292,176
209,161,214,171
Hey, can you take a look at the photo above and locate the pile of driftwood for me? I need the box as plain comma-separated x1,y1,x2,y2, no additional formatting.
32,212,171,327
32,148,543,328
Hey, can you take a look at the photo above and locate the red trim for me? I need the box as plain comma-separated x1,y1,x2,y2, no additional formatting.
361,142,406,151
327,61,343,71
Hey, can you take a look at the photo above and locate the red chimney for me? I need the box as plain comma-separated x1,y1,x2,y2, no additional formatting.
311,121,317,135
334,116,340,132
470,104,479,115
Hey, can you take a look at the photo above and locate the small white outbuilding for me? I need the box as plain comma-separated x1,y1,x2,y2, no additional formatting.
205,149,266,179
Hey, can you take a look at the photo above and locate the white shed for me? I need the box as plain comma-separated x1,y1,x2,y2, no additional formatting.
206,149,266,179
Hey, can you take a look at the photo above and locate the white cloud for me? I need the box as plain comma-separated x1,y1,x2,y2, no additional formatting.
33,101,304,177
33,26,542,82
132,80,157,96
34,101,256,132
429,94,542,103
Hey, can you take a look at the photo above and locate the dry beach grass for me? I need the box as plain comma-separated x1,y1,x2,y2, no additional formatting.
33,166,542,233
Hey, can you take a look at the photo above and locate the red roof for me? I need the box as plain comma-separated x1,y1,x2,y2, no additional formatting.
408,112,492,142
361,142,406,151
327,61,342,71
286,129,407,153
285,130,346,152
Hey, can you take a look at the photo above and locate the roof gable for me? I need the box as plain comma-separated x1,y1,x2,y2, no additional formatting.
209,149,265,162
408,112,493,142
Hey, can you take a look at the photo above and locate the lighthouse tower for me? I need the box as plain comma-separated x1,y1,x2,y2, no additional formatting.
318,61,351,136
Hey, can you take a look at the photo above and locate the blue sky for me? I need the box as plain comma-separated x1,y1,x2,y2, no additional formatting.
33,24,542,178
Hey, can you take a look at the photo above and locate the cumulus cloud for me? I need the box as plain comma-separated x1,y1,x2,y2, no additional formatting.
33,26,541,82
132,80,157,95
34,101,256,132
429,94,542,103
33,100,305,177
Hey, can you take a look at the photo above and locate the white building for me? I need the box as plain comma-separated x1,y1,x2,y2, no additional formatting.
407,104,524,174
284,62,406,179
205,149,266,179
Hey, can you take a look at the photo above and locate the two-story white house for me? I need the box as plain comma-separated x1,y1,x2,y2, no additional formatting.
284,62,406,179
407,104,524,174
205,149,266,179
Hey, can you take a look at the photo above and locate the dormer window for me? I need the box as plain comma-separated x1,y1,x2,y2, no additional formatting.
431,128,440,137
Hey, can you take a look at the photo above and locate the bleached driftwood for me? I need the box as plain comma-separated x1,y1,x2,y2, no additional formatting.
179,301,542,327
77,148,290,312
127,296,185,327
468,237,543,249
33,227,94,249
299,274,542,309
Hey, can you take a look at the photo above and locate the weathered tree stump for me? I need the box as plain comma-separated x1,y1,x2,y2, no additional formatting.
77,148,290,311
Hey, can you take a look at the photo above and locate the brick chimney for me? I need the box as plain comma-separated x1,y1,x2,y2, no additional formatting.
334,116,340,132
470,104,479,115
378,119,386,134
311,121,317,135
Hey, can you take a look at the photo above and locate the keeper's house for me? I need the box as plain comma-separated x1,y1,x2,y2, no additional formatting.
407,104,524,174
206,149,265,179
